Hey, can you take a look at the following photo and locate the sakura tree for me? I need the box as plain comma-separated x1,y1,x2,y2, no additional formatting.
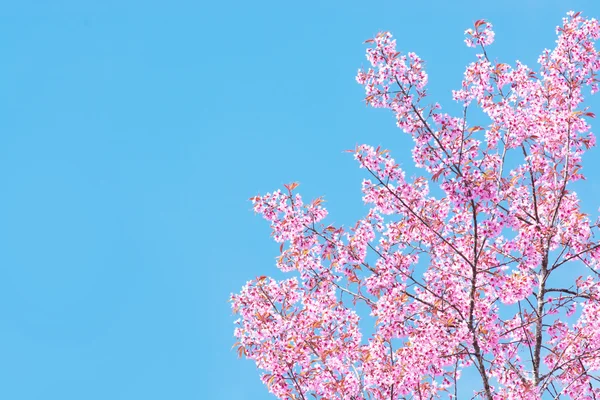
231,12,600,399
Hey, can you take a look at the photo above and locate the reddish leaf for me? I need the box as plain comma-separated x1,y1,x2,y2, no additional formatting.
467,126,484,133
431,169,444,182
236,346,246,358
284,182,299,191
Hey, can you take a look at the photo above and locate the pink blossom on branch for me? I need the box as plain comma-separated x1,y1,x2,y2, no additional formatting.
233,12,600,400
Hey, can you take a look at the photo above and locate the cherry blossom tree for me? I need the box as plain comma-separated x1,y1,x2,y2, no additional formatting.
231,12,600,399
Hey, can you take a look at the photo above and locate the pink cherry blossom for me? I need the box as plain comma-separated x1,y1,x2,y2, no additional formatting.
233,12,600,399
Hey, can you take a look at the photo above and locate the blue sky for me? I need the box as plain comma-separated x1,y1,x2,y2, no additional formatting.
1,1,600,399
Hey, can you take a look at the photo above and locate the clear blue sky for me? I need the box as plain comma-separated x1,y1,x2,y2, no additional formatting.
1,1,600,399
